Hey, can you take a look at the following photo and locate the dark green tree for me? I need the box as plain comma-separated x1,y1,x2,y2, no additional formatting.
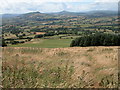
2,39,7,47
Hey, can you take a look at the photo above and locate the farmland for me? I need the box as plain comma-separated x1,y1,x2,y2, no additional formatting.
1,10,119,88
1,11,119,47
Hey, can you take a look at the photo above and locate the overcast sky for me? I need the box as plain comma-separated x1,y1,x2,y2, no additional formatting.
0,0,119,14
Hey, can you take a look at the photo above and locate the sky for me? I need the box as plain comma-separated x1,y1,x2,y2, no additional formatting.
0,0,119,14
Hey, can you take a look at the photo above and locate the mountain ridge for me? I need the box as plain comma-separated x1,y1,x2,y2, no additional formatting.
1,10,117,17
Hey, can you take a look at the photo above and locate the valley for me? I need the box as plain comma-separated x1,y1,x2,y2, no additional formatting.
1,11,119,47
1,10,119,88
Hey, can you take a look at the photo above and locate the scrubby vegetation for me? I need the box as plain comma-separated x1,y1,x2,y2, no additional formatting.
1,47,118,88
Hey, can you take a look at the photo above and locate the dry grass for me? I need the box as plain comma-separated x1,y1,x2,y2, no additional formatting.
1,46,119,88
35,32,46,35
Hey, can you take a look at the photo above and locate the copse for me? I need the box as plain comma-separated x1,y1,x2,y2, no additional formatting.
1,39,7,47
70,33,120,47
34,32,55,38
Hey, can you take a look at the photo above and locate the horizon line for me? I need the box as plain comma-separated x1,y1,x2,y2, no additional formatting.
1,10,118,15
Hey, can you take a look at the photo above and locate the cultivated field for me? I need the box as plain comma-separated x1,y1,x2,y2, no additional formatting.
1,46,118,88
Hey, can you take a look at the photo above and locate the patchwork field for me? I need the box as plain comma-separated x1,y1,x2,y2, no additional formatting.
1,46,118,88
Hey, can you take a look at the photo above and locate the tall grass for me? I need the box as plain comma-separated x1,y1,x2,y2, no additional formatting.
2,53,74,88
1,47,118,88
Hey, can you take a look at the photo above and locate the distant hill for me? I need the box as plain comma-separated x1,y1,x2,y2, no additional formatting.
56,10,85,14
86,10,118,17
1,10,117,19
48,10,86,16
1,14,20,18
1,10,118,26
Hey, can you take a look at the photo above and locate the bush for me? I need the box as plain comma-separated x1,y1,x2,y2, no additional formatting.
34,34,43,38
44,33,54,36
19,41,25,43
11,41,19,45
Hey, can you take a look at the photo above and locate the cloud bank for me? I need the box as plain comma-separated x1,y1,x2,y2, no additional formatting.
0,0,119,14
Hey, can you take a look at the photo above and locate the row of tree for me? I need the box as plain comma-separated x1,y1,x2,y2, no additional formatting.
70,33,120,47
34,32,55,38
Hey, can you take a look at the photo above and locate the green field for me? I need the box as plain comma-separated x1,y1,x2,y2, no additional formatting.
9,39,73,48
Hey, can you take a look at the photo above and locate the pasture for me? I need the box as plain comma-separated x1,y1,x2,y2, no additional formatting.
8,39,73,48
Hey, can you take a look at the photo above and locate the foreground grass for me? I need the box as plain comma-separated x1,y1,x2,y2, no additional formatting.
2,59,74,88
9,39,72,48
2,47,118,88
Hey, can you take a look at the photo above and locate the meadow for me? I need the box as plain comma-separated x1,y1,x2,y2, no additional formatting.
8,39,73,48
1,46,118,88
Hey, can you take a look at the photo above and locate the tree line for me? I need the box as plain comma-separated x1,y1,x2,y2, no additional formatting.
70,33,120,47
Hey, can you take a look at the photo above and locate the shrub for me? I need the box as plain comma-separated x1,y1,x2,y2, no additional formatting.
34,34,43,38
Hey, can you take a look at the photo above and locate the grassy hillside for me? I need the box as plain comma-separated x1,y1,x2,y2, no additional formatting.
8,39,72,48
2,47,118,88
